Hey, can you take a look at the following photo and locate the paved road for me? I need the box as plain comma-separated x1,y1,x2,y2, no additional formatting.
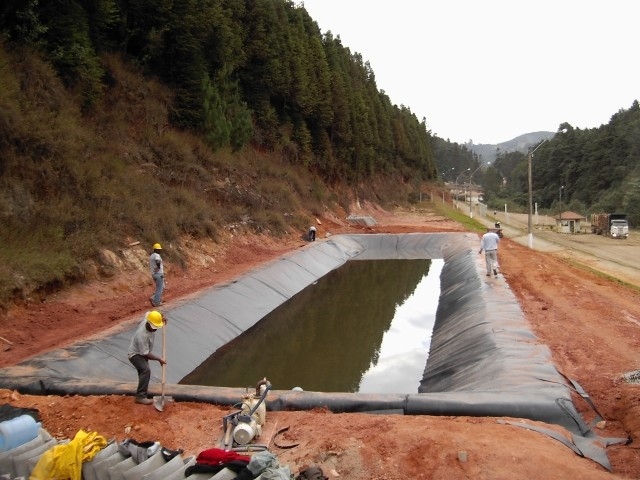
456,202,640,288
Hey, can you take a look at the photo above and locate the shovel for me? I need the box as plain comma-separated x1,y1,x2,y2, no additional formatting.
153,320,173,411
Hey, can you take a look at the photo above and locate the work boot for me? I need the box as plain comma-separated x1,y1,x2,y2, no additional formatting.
135,396,153,405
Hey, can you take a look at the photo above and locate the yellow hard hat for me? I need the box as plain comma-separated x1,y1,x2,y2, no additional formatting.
153,243,162,250
146,310,164,329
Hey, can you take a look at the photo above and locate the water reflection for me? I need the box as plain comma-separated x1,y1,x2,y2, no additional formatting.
358,260,441,393
181,259,442,393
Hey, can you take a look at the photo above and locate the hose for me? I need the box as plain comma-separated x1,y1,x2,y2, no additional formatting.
248,379,271,417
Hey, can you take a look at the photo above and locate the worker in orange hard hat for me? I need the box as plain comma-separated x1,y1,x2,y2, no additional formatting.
149,243,165,307
127,310,166,405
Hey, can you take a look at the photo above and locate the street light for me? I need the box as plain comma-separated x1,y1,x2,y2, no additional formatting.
468,165,483,218
441,166,455,181
453,177,457,207
527,139,548,248
527,129,569,246
454,170,469,208
462,168,470,208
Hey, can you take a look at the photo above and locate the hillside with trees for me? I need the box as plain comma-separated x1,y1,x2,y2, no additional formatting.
480,101,640,224
1,0,638,308
0,0,436,306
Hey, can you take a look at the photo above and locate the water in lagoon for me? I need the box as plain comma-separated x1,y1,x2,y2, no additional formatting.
181,259,443,393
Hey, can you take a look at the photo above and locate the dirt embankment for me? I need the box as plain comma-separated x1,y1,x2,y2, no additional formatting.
2,206,640,479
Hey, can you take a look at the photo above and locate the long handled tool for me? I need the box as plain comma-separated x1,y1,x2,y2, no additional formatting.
154,321,173,411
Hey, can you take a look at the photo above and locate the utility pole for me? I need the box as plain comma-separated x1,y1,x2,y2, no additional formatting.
527,140,548,248
559,185,564,232
468,165,483,219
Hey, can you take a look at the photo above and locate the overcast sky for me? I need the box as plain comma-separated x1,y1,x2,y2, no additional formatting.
301,0,639,145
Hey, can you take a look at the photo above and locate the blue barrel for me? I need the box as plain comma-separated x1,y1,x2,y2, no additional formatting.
0,415,41,452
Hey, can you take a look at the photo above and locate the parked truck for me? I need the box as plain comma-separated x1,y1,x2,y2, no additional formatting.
590,213,629,238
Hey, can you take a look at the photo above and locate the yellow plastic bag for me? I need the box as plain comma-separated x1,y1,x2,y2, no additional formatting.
30,429,108,480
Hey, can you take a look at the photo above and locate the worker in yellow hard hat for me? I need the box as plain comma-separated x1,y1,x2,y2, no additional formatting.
149,243,165,307
127,310,166,405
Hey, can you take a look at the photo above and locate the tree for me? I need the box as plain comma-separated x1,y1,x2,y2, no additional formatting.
39,0,106,108
202,75,230,149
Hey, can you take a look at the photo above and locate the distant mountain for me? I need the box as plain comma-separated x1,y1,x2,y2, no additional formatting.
467,131,556,164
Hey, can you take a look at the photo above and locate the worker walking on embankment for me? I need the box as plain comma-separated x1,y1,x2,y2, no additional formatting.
479,227,500,277
149,243,165,307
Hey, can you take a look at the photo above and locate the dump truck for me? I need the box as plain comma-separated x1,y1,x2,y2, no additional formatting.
590,213,629,238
